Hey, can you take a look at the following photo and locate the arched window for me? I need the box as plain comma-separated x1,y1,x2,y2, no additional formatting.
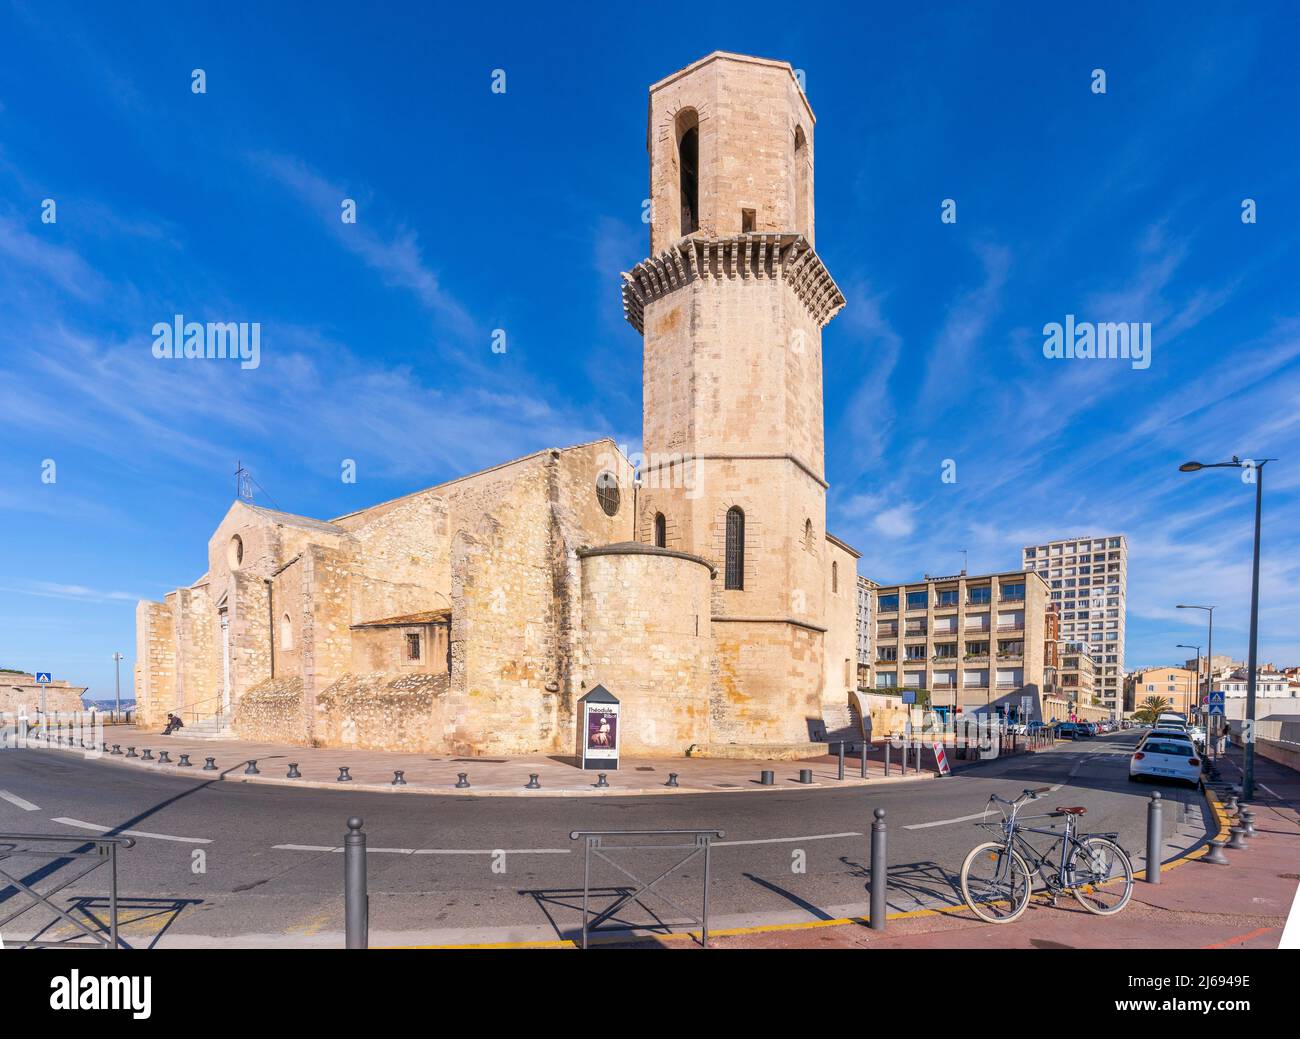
794,125,809,239
280,612,293,651
832,560,838,594
677,110,699,236
804,518,814,551
725,507,745,590
654,513,666,548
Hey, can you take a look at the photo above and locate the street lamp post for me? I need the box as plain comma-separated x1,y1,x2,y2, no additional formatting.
1178,604,1216,759
1179,457,1275,799
112,652,123,722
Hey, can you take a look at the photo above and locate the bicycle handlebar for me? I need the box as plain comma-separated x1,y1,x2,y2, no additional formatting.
988,787,1051,808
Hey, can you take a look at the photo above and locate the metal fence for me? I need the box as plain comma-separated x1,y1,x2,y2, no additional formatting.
569,829,724,949
0,831,134,948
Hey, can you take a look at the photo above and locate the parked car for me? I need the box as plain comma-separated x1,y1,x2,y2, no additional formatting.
1130,736,1202,787
1053,721,1080,740
1186,724,1207,748
1026,720,1049,734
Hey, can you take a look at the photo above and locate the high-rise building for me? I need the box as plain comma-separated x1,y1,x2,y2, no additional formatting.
869,568,1050,722
1022,535,1127,711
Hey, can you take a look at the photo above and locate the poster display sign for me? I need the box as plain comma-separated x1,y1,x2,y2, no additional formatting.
578,684,620,770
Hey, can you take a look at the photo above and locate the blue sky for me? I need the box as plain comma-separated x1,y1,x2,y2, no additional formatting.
1,1,1297,699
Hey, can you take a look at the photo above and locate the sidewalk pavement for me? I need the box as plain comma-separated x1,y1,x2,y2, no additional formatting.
56,724,971,796
687,744,1299,949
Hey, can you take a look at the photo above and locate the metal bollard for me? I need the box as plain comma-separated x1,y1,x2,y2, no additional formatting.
901,741,907,776
141,749,153,761
1145,792,1163,884
111,744,122,755
178,754,192,767
915,743,922,772
595,773,609,788
1239,810,1257,837
798,768,813,784
838,741,845,780
126,747,137,758
287,763,301,778
760,770,774,786
392,770,406,786
203,756,217,770
885,741,891,777
344,817,368,949
860,742,868,779
666,772,679,787
455,772,470,788
870,808,887,931
243,759,258,775
1226,825,1249,850
526,773,541,789
1201,839,1229,866
158,751,171,764
338,767,352,782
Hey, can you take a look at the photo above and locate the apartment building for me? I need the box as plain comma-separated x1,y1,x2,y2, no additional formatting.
1022,535,1127,711
1127,666,1197,717
871,569,1049,722
856,575,878,690
1058,643,1098,705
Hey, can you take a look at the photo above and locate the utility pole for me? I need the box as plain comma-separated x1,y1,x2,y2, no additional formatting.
112,652,123,721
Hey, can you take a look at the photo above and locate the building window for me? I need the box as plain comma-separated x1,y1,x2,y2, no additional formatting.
725,507,744,590
654,512,666,548
832,561,838,594
793,125,809,238
280,612,293,652
803,518,815,551
677,110,699,236
227,534,244,569
405,633,422,662
596,471,621,517
906,590,928,611
742,208,755,232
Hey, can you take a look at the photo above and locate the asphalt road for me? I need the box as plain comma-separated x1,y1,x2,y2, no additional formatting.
0,731,1213,946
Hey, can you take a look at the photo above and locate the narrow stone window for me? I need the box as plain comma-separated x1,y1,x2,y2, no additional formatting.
804,518,814,551
654,512,666,548
405,632,422,662
741,208,755,232
281,612,293,651
677,110,699,236
794,125,809,239
227,534,244,569
832,560,838,594
725,507,745,590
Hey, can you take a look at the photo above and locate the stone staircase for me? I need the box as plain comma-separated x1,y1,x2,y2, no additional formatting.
818,700,862,743
175,714,233,740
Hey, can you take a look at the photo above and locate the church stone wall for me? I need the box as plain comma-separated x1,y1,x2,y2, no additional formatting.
711,621,824,746
822,539,859,718
578,548,713,755
134,600,175,727
314,672,449,753
444,461,562,755
170,586,217,719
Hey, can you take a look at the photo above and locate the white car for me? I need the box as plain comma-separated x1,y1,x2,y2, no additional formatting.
1130,735,1202,787
1186,725,1207,748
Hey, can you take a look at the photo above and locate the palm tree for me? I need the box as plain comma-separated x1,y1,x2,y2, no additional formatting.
1134,695,1172,723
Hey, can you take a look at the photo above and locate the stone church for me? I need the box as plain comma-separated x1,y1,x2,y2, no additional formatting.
135,52,860,758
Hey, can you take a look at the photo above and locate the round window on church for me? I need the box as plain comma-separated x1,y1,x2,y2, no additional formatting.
228,534,244,569
595,471,620,517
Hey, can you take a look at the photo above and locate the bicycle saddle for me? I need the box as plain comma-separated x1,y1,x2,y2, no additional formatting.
1055,806,1087,815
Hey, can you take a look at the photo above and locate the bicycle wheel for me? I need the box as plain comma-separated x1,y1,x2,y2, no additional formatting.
1069,837,1133,915
960,841,1033,924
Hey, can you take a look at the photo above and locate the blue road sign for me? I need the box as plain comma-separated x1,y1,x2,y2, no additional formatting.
1208,703,1225,716
1208,691,1225,706
35,672,51,684
901,691,916,704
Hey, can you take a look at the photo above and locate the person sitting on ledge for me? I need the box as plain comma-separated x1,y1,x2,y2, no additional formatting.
162,713,184,736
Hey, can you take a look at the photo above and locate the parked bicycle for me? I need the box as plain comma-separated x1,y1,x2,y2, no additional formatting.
959,787,1134,923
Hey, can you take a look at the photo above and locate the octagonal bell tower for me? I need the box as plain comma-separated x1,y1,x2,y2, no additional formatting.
622,52,845,747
